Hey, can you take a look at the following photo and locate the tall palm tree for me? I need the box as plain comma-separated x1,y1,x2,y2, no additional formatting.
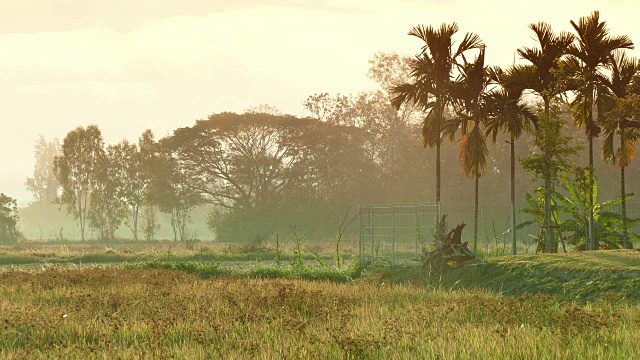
601,51,639,249
391,23,482,212
448,46,491,253
486,67,537,255
503,22,574,253
566,10,634,250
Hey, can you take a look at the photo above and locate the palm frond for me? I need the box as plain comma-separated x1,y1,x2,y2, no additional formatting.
459,125,488,177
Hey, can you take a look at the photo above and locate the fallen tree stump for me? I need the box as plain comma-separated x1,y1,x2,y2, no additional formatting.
423,216,477,268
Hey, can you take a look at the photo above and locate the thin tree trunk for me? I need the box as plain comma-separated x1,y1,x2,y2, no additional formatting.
621,165,629,249
588,135,595,250
621,130,629,249
436,139,441,206
435,102,443,232
81,192,88,241
511,139,517,255
544,170,553,252
171,210,178,242
474,171,479,254
543,98,554,253
588,86,597,250
432,102,443,239
133,205,139,240
78,194,84,241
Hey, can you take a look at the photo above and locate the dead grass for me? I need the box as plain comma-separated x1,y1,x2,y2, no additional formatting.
0,266,638,359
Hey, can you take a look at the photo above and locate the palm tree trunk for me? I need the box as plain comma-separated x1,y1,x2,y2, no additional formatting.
510,139,517,255
588,135,595,250
621,164,629,249
543,98,554,253
588,86,597,250
436,138,441,205
544,171,553,252
474,171,479,254
621,130,629,249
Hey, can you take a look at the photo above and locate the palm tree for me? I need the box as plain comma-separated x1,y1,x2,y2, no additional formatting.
601,51,639,249
503,22,574,253
391,23,482,211
485,67,537,255
448,46,491,253
565,10,634,250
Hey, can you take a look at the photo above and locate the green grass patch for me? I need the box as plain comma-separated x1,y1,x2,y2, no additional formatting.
126,260,358,283
376,250,640,302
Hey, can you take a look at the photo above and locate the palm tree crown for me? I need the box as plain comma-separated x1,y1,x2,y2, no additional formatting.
390,23,482,205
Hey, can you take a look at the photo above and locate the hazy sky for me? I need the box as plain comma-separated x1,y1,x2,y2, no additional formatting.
1,0,638,205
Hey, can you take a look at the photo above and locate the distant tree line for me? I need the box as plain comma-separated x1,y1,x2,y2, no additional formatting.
15,11,640,252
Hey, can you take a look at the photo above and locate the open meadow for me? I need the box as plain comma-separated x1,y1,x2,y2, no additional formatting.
0,242,639,359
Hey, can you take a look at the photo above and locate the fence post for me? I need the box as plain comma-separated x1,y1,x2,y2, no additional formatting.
358,206,362,261
391,205,396,266
414,204,418,259
370,206,375,262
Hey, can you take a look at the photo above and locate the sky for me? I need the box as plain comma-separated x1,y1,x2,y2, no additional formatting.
1,0,638,206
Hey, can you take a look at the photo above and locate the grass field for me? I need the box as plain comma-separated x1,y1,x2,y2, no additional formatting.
0,244,638,359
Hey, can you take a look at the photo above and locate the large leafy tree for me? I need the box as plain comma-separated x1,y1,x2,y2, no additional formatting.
163,112,322,241
165,113,315,213
504,22,574,253
485,67,537,255
565,10,634,250
391,23,482,207
137,130,161,240
54,125,106,241
601,51,640,249
25,135,61,204
103,131,158,240
89,144,128,240
304,89,430,206
151,150,201,242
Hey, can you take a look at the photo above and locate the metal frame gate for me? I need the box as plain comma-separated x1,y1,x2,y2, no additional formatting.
358,203,440,265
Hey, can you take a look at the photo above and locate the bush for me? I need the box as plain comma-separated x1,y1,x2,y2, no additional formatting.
0,193,22,244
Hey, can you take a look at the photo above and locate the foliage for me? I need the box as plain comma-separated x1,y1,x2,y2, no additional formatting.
564,10,634,250
520,106,582,251
0,193,22,243
556,168,640,249
503,21,575,253
390,23,482,205
518,169,640,251
87,143,129,241
289,227,305,270
150,144,201,242
516,186,562,252
24,135,61,204
54,125,106,241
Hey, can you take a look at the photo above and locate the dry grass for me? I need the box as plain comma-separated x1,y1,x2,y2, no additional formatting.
0,237,359,267
0,267,638,359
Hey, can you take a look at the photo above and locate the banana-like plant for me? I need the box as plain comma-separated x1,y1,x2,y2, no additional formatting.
516,186,563,253
555,169,639,249
517,169,640,251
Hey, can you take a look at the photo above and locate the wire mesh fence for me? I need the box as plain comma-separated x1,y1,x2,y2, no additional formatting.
358,202,640,263
358,204,440,265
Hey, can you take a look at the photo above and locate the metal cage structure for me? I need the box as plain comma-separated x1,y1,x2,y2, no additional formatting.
358,203,441,265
